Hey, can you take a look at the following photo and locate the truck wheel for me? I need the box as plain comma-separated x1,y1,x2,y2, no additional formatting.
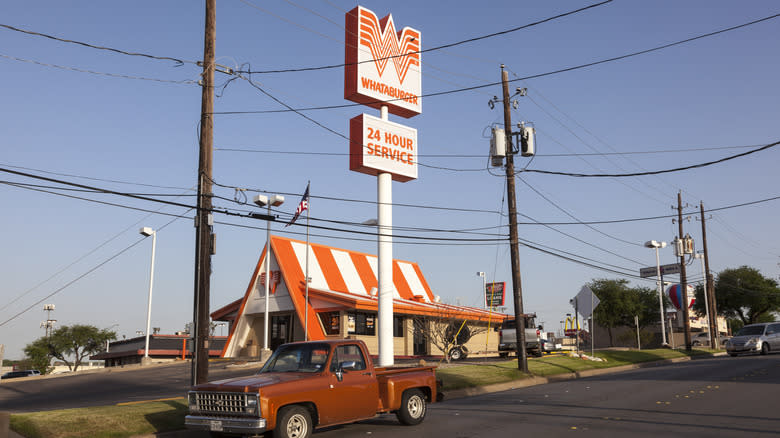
396,389,427,426
448,347,463,361
274,405,312,438
761,343,769,355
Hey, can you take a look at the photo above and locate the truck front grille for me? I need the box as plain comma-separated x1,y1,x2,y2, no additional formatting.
190,391,254,416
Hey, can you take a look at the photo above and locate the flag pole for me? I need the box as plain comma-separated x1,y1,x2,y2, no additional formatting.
304,181,310,341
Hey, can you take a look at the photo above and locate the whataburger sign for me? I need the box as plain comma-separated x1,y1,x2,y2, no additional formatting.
345,5,420,182
344,5,421,117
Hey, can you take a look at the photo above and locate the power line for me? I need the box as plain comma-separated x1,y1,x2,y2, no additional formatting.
0,53,198,84
0,23,196,65
215,143,761,158
7,163,779,226
522,140,780,177
215,12,780,115
0,175,504,243
236,0,613,74
0,162,196,191
517,175,643,247
0,209,191,328
3,171,775,283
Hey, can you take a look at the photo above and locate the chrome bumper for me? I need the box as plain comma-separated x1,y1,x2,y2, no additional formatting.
726,343,759,354
185,415,267,435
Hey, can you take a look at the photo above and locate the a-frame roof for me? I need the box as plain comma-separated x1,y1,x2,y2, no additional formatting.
221,235,507,354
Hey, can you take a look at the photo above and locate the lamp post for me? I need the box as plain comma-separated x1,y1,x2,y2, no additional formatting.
140,227,157,364
477,272,486,308
253,194,284,355
694,252,711,346
644,240,668,345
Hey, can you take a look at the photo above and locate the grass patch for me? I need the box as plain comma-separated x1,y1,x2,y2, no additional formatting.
437,348,713,390
10,398,187,438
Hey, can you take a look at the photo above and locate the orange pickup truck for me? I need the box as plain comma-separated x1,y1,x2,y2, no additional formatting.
185,339,440,438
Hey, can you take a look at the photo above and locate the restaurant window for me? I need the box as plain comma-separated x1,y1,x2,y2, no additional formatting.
393,315,405,337
347,312,376,336
319,311,340,335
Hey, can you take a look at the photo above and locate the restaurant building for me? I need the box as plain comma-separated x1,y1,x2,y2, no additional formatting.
212,235,506,359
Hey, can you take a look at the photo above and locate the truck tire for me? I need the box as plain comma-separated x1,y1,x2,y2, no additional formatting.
448,347,464,361
761,343,769,355
274,405,312,438
396,389,427,426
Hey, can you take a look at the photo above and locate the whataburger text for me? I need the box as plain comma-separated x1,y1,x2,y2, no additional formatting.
365,126,415,166
360,76,419,106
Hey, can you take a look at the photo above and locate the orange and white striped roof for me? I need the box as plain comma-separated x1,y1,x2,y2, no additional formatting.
222,235,506,352
271,235,435,303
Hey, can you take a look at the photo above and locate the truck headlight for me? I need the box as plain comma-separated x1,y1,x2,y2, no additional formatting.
245,394,259,415
745,338,758,346
188,392,198,412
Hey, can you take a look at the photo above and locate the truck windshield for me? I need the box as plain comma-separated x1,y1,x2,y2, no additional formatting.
260,343,331,373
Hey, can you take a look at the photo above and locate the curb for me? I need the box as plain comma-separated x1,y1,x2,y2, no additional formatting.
442,353,724,400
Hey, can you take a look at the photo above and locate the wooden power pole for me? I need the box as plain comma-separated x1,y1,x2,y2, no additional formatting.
192,0,216,386
677,192,692,351
699,202,719,346
501,66,528,373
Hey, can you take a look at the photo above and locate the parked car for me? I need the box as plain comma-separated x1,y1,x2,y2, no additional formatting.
725,322,780,357
691,332,731,347
185,340,440,437
1,370,41,380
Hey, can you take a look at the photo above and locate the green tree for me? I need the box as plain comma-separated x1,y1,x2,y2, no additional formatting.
589,279,668,346
590,279,641,346
704,266,780,325
22,339,54,374
24,324,116,372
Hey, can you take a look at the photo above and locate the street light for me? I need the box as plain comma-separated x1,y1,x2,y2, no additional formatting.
140,227,157,364
477,272,486,308
215,322,227,337
253,194,285,355
645,240,668,345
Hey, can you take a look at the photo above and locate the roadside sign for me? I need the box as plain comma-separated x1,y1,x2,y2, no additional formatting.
571,286,600,319
485,282,505,307
639,263,681,278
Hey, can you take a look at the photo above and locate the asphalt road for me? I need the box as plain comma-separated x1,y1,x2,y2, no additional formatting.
2,354,779,437
0,360,265,413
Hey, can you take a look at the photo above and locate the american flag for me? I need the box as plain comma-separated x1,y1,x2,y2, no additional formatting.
285,182,309,227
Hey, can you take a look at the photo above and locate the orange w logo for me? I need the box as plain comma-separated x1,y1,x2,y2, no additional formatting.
358,10,420,85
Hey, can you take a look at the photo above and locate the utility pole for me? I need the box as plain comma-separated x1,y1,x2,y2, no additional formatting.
192,0,216,386
699,201,719,346
676,192,692,351
501,65,528,373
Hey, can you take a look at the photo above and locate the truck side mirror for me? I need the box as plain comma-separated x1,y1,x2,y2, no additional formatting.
334,361,357,382
340,361,358,371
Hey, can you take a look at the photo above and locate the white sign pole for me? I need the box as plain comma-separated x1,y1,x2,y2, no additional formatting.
654,247,668,345
377,106,394,367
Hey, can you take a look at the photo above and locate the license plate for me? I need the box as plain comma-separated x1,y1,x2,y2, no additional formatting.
210,420,223,432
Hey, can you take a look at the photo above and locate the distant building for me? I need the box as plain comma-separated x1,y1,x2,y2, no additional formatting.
91,334,226,367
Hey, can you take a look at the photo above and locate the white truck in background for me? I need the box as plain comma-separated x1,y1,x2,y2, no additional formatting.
498,314,544,358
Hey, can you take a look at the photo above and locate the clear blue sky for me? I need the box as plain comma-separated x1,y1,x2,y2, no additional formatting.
2,0,778,360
